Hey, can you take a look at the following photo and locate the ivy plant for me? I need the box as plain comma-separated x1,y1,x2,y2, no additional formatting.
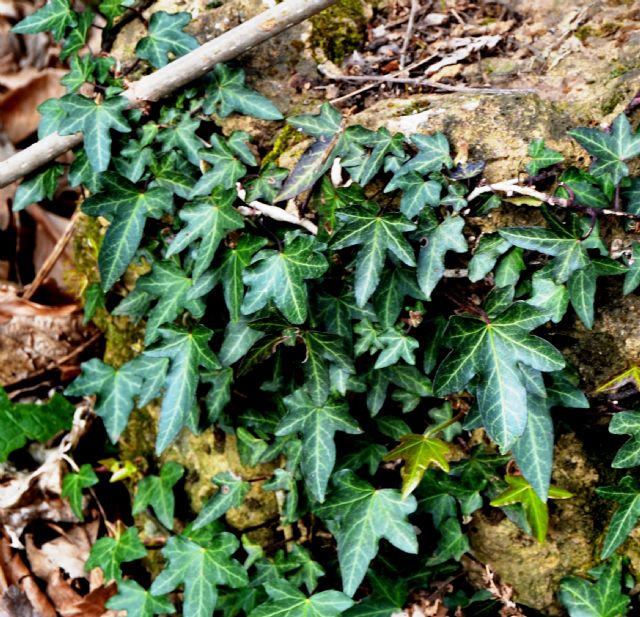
11,3,640,615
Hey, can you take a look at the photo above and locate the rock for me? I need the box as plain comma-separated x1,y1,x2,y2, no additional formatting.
350,93,583,183
466,434,600,615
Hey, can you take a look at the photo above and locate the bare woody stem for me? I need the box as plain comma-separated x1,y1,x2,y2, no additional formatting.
0,0,340,188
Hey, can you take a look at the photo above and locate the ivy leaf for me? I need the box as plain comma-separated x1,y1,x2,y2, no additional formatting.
203,64,283,120
276,389,360,502
526,138,564,176
417,215,468,299
426,517,470,565
498,226,593,283
13,165,63,212
0,387,74,462
597,476,640,559
570,113,640,185
288,102,342,139
350,128,405,186
383,433,452,498
568,264,597,329
217,236,268,320
135,11,198,68
242,231,328,324
374,329,419,369
132,462,184,528
193,471,250,529
317,470,418,597
332,205,416,307
512,394,553,500
434,303,565,449
149,532,248,617
144,325,220,453
607,411,640,468
560,558,630,617
166,188,244,279
397,133,452,176
86,525,147,582
249,580,353,617
191,134,252,196
106,580,175,617
490,475,572,542
624,242,640,295
468,234,511,282
62,464,98,520
246,163,289,203
157,113,204,165
529,271,569,323
385,172,441,218
60,9,93,60
59,95,130,172
12,0,77,40
82,174,173,290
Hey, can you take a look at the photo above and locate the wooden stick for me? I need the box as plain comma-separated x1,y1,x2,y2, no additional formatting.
0,0,339,188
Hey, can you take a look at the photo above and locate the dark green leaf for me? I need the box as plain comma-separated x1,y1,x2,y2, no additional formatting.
12,0,76,40
13,165,63,212
85,526,147,582
526,138,563,176
135,11,198,68
106,580,175,617
132,462,184,528
193,471,250,529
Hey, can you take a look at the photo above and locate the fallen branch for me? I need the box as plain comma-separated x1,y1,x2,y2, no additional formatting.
468,178,640,220
330,74,536,95
0,0,339,188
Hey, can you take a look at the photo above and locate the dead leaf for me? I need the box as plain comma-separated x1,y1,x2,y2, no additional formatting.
0,68,65,143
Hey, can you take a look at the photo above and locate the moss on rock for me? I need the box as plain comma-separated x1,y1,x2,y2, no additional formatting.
309,0,368,63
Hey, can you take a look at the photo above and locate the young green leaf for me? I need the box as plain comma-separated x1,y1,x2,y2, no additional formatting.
570,113,640,185
62,464,98,520
132,462,184,528
166,188,244,279
316,470,418,596
82,173,173,290
277,389,360,502
383,433,452,498
249,580,353,617
135,11,198,68
12,0,77,40
149,532,248,617
332,205,416,307
59,95,130,172
203,64,283,120
560,557,630,617
85,525,147,582
242,231,328,324
526,138,564,176
193,471,250,529
106,580,175,617
0,388,74,462
490,475,572,542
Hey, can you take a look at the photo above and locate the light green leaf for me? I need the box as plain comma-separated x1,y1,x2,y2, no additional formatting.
374,329,419,369
568,264,597,329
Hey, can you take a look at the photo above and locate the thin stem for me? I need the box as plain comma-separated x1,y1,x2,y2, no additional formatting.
399,0,419,70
